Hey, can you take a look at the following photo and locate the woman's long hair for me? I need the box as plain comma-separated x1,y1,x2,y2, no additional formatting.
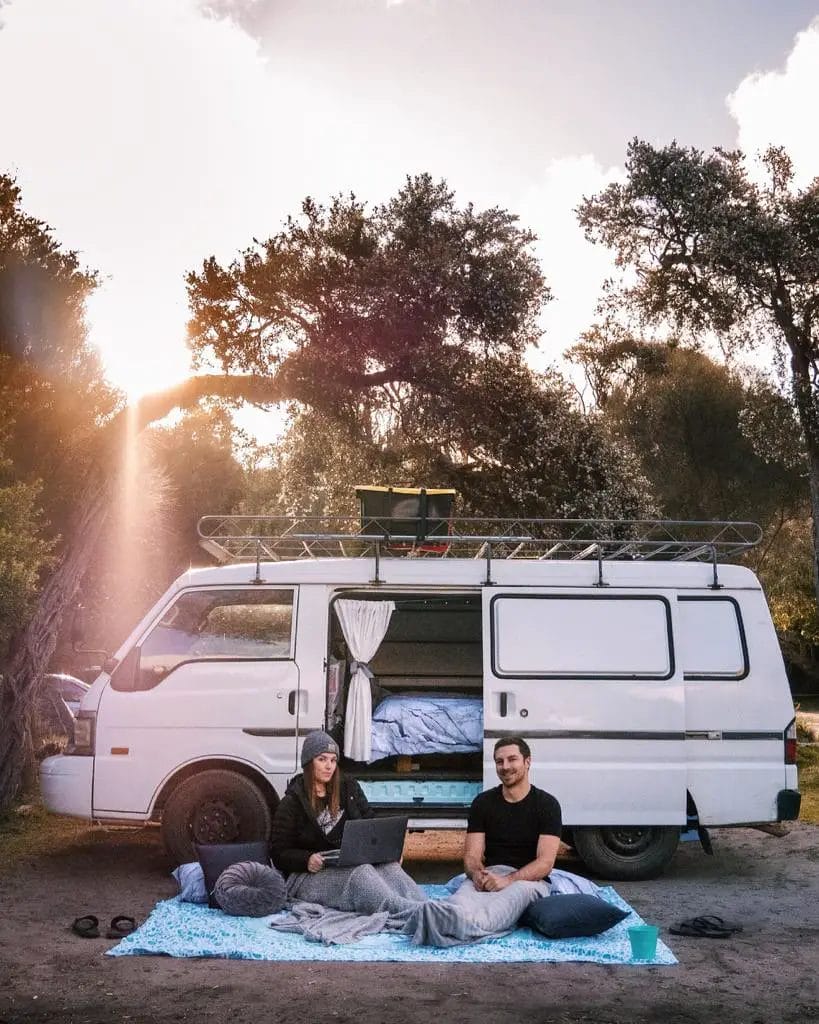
303,758,341,818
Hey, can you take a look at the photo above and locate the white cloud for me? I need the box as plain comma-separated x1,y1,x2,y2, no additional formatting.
515,155,621,369
728,18,819,187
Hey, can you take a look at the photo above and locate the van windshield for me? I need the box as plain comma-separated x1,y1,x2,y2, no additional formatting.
135,588,294,687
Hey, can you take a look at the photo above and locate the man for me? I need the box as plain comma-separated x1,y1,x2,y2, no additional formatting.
464,736,562,892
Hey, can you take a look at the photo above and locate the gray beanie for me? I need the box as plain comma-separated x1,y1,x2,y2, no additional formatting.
300,730,340,767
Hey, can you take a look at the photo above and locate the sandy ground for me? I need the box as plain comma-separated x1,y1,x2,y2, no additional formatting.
1,824,818,1024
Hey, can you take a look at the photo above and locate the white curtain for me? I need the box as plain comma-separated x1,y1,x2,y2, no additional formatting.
336,599,395,761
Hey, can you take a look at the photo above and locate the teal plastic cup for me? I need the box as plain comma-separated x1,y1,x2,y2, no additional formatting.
628,924,659,961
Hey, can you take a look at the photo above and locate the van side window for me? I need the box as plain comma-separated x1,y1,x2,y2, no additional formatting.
678,596,749,680
490,594,673,679
122,589,295,690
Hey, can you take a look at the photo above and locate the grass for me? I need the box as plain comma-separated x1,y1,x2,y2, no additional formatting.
798,743,819,824
0,801,92,864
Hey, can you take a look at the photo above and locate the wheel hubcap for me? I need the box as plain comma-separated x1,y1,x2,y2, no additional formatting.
191,799,241,844
600,826,656,857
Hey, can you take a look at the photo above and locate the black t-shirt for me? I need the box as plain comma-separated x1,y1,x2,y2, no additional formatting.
467,785,562,870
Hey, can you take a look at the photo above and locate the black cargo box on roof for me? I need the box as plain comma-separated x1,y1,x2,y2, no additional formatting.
355,486,455,547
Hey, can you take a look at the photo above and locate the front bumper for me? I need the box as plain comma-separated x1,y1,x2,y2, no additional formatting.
40,755,93,819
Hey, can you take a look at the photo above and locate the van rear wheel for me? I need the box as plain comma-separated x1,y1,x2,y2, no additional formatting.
161,769,272,865
572,825,679,880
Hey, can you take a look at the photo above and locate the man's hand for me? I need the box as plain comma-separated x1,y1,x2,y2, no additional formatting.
481,871,513,892
307,853,325,873
471,868,490,891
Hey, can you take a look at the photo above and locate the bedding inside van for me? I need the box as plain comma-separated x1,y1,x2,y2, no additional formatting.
369,694,483,763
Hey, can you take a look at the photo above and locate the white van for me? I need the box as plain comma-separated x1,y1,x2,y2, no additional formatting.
40,516,801,879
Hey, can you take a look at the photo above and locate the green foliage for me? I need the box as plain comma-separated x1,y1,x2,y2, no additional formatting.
0,177,119,511
758,519,819,643
70,406,249,659
578,140,819,609
188,174,548,413
149,405,247,564
0,174,123,668
578,142,819,352
0,448,53,657
189,174,657,523
568,331,807,522
246,358,656,523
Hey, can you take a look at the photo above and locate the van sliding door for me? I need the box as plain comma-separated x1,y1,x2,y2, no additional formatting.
482,589,687,826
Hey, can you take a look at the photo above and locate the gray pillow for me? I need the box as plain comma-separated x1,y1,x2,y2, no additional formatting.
522,894,629,938
195,841,271,909
213,861,287,917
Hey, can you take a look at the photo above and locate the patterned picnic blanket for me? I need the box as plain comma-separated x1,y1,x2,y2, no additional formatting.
107,885,677,964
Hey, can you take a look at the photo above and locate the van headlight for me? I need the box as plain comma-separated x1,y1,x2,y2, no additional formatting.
67,711,96,756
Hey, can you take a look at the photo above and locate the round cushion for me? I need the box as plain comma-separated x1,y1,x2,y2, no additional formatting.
213,860,287,917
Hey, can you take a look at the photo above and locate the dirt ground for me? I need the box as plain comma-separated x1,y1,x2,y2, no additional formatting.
1,824,818,1024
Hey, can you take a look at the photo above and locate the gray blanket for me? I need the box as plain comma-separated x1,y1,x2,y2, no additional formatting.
270,901,402,945
404,867,550,947
272,866,550,948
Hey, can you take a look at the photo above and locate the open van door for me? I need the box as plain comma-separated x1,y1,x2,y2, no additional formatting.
482,587,687,877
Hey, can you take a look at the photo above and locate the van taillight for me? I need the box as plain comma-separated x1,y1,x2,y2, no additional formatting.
68,711,96,756
784,719,797,765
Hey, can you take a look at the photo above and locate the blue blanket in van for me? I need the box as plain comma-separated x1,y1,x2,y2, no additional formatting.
369,695,483,763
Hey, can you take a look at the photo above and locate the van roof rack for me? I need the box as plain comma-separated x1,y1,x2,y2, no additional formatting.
198,515,762,566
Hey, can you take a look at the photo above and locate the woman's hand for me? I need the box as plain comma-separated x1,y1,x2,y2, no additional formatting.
307,853,325,873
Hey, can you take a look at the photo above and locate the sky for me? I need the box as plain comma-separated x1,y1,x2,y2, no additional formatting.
1,0,819,419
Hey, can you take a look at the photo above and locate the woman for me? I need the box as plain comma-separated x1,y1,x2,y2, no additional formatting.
270,730,427,916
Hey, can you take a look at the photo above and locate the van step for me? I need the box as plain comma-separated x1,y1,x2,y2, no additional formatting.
359,780,481,806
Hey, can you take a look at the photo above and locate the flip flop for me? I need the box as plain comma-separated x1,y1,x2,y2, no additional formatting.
669,916,739,939
71,915,100,938
691,915,743,934
106,915,137,939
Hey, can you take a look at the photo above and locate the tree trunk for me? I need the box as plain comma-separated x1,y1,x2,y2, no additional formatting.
0,471,113,813
806,447,819,606
789,347,819,606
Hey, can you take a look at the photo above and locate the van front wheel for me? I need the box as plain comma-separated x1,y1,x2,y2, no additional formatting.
161,770,272,865
572,826,679,880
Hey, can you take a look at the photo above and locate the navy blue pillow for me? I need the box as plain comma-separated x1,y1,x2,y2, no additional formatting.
522,894,629,938
195,841,271,909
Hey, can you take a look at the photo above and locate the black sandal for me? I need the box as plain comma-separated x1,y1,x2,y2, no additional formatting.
670,915,741,939
71,915,100,938
106,915,137,939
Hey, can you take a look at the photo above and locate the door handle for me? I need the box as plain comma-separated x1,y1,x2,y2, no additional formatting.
499,692,508,718
288,690,296,715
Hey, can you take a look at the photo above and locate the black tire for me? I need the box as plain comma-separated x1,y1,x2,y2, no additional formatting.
161,769,273,866
572,825,680,880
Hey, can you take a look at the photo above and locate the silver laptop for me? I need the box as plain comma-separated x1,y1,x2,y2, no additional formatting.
320,815,408,867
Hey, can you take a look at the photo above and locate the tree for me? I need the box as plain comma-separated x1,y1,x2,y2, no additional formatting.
187,175,653,523
0,437,53,658
0,178,118,515
578,141,819,600
241,354,656,526
0,172,653,812
187,174,548,414
0,174,122,801
568,330,807,526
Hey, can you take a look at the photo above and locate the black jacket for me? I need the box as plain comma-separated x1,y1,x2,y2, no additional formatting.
269,772,373,876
